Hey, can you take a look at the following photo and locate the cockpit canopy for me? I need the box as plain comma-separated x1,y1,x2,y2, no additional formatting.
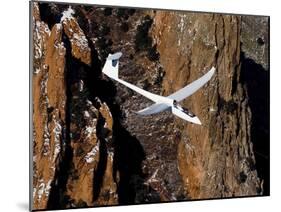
173,100,195,117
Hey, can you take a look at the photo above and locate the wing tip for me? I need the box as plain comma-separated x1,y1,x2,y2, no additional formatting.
135,110,150,116
210,66,216,74
133,110,141,115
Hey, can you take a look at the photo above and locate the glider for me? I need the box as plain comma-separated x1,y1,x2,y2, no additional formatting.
102,52,215,125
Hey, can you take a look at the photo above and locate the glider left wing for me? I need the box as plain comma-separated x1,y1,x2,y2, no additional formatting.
136,103,169,115
115,78,168,103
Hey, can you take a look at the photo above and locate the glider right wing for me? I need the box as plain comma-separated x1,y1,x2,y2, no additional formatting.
168,67,215,102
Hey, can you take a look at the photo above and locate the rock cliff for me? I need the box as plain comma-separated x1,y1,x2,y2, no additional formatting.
32,3,118,209
151,12,267,198
32,2,269,210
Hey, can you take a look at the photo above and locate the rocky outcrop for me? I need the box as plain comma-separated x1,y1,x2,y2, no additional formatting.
64,98,118,207
151,12,266,198
61,7,91,65
32,3,64,209
32,3,118,210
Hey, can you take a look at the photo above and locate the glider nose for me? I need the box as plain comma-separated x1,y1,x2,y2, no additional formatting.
193,116,202,125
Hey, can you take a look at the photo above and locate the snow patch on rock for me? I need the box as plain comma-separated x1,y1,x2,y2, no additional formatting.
52,116,62,162
61,6,75,22
85,143,99,163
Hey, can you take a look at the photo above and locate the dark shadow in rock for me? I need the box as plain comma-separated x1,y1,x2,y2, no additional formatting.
113,123,146,204
240,52,270,195
37,2,66,29
85,42,119,112
84,39,158,204
92,115,108,201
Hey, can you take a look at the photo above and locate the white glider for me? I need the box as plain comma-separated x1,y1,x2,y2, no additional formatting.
102,52,215,125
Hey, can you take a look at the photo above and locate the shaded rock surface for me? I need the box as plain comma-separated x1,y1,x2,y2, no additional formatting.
240,16,270,195
32,2,269,210
241,16,269,70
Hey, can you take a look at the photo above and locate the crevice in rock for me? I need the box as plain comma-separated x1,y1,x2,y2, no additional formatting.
231,64,239,95
113,123,146,204
83,37,149,204
92,135,107,201
240,52,270,195
38,2,66,29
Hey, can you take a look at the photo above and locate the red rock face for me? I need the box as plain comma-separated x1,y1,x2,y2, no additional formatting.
151,12,265,198
32,3,118,210
32,3,57,209
31,2,269,210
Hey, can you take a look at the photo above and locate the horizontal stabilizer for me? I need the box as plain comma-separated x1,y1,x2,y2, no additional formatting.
102,52,123,79
107,52,122,60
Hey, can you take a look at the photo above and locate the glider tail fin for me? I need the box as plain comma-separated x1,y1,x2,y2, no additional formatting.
102,52,122,79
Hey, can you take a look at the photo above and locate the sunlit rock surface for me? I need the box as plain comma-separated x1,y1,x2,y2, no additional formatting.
151,12,265,198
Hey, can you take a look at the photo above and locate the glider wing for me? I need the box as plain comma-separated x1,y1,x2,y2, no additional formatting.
136,103,170,115
168,67,215,102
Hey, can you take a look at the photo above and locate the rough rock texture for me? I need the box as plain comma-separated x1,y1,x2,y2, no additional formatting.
32,3,118,210
151,12,267,198
61,7,91,65
32,2,269,210
241,16,269,70
32,3,64,209
240,16,269,195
